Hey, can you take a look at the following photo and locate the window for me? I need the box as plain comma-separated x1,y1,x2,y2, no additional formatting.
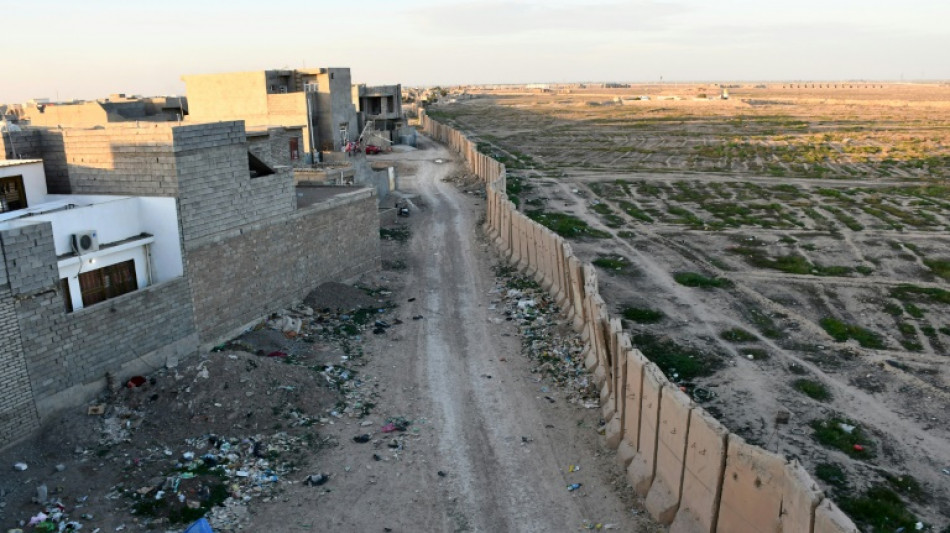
0,175,27,213
77,259,137,308
289,138,299,161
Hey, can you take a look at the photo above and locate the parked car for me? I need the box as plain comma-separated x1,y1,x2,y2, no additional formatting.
365,145,382,155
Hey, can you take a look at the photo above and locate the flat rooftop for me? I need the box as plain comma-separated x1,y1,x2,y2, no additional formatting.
0,159,43,168
295,186,367,209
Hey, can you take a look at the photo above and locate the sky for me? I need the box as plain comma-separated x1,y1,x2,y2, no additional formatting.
2,0,948,102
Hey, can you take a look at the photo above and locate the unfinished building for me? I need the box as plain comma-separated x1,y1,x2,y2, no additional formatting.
181,69,359,159
352,84,408,144
0,120,380,450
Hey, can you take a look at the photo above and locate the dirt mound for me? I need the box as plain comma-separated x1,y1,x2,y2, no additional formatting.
303,282,379,311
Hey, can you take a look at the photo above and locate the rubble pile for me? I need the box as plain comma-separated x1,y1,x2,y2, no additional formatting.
492,268,599,408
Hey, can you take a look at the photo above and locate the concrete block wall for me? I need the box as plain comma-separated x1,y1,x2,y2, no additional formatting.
186,189,379,343
174,122,296,248
420,111,859,533
1,128,70,193
0,285,40,446
0,221,197,448
64,125,179,196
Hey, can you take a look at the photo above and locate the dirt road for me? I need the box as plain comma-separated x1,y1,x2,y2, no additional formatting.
248,137,659,532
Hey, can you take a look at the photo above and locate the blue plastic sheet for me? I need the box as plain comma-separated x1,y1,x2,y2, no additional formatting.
183,518,213,533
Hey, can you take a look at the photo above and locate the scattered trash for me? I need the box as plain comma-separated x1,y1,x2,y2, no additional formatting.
915,522,924,531
305,474,329,486
183,518,213,533
384,417,412,432
13,462,28,471
567,483,582,492
266,351,287,358
839,423,856,434
775,410,790,425
412,315,424,320
942,467,950,476
87,404,106,415
569,464,580,473
437,471,447,477
853,444,865,452
33,484,48,504
517,299,537,309
126,376,146,388
353,434,371,443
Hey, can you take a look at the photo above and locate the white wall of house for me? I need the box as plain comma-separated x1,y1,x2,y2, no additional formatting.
137,197,183,281
31,195,183,284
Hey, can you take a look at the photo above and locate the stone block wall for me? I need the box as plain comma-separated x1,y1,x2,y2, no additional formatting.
420,111,862,533
186,189,379,343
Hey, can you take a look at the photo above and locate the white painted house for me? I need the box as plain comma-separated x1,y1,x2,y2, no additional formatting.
0,159,182,311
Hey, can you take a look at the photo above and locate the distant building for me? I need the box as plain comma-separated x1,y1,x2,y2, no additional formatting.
18,94,187,128
352,84,407,143
181,69,359,157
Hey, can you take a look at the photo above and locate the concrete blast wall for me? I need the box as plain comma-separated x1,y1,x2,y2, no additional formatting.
419,110,859,533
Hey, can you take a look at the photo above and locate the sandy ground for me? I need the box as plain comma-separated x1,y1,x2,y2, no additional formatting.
0,137,660,533
432,91,950,528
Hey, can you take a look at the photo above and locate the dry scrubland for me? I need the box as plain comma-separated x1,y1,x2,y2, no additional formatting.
433,83,950,530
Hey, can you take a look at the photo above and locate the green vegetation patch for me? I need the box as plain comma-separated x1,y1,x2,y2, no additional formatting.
527,210,611,239
810,417,874,459
720,328,757,343
729,248,854,277
891,284,950,305
793,378,832,401
592,255,638,276
632,333,722,381
819,317,885,349
923,257,950,280
815,462,848,491
617,201,655,222
380,226,411,242
839,486,919,533
621,306,664,324
673,272,733,289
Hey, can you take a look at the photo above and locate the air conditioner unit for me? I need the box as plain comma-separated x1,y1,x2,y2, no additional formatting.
71,231,99,254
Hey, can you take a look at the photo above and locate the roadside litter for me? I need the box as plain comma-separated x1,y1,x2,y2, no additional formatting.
493,271,598,408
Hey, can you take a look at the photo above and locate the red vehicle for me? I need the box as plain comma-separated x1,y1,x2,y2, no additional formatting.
364,144,382,155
